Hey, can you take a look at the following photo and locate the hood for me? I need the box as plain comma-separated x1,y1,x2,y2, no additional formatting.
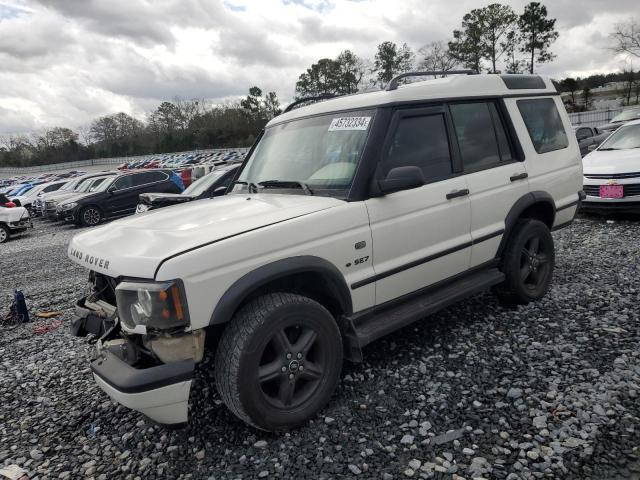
67,193,344,278
42,191,78,203
139,192,195,206
583,148,640,175
58,191,102,205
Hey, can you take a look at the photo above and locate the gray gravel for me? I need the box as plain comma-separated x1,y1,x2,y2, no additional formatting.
1,215,640,479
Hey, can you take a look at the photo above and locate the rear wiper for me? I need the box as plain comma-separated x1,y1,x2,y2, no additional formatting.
233,180,258,193
257,180,314,195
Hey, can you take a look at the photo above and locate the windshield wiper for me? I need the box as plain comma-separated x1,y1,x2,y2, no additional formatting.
233,180,259,193
257,180,314,195
598,147,619,151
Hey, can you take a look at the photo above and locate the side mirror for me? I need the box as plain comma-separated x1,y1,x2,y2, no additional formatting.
107,185,117,194
212,186,227,197
587,144,598,152
378,166,426,195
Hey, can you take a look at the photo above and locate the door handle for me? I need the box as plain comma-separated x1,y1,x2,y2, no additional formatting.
510,172,528,182
446,189,469,200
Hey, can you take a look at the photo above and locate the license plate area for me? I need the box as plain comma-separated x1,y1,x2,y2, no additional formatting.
599,185,624,198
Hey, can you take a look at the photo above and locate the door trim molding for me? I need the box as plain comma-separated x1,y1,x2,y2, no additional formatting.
350,228,504,289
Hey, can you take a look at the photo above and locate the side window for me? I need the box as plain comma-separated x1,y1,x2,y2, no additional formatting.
517,98,569,153
449,102,512,171
576,127,592,140
131,171,167,187
383,113,452,180
113,175,133,190
43,183,62,193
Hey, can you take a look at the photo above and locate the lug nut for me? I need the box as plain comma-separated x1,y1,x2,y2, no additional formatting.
299,365,304,371
286,353,292,360
281,366,287,372
289,373,294,379
297,353,302,359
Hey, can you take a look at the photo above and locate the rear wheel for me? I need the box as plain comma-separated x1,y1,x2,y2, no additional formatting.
495,219,554,305
214,292,343,431
80,206,102,227
0,224,9,243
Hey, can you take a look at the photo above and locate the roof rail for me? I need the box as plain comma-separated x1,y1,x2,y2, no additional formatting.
385,70,476,91
283,94,338,113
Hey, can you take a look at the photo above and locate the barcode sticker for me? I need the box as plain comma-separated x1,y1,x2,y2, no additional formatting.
328,116,371,131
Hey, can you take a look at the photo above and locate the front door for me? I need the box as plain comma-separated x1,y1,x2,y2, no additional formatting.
364,106,472,305
106,174,140,217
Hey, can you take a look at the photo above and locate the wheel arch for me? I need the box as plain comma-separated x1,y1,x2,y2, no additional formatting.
209,256,353,326
496,191,555,258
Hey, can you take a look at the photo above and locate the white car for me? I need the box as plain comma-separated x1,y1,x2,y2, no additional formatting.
11,180,68,211
67,73,583,431
582,118,640,213
0,206,32,243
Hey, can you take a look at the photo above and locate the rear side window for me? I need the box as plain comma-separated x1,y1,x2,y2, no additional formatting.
384,113,452,180
517,98,569,153
449,102,513,171
132,171,168,186
43,183,63,193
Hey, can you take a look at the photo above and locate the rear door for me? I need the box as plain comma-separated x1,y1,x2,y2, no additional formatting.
448,100,529,267
364,105,472,305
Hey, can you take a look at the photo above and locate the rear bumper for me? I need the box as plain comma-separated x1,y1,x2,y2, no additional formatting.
91,347,194,425
8,218,32,231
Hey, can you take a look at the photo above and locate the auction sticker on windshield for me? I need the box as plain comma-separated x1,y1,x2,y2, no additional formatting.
328,116,371,131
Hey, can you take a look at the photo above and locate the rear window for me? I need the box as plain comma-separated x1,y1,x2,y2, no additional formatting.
517,98,568,154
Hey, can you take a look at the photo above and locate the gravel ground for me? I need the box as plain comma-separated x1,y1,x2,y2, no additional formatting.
1,215,639,480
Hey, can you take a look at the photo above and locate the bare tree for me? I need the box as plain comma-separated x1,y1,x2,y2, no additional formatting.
611,19,640,58
417,41,458,77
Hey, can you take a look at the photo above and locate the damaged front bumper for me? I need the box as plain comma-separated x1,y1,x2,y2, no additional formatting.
72,296,197,426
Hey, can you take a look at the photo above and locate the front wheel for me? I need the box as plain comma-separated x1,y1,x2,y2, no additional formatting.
0,224,9,243
494,219,555,305
214,293,343,431
79,206,102,227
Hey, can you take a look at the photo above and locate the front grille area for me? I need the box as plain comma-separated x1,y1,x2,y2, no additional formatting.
584,172,640,179
583,184,640,197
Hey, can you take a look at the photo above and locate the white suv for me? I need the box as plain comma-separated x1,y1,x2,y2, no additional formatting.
68,73,583,431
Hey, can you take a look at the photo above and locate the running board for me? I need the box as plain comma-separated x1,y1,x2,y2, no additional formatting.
344,268,505,361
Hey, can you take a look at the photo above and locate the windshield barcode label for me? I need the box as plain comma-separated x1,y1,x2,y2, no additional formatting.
328,116,371,131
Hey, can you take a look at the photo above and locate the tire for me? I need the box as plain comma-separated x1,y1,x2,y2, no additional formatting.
79,206,102,227
13,200,21,207
0,224,9,243
494,219,555,305
214,292,343,431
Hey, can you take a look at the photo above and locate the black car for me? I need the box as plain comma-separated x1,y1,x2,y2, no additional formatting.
136,163,239,213
57,169,184,226
574,126,610,157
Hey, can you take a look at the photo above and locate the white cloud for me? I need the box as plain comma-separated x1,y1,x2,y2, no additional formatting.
0,0,635,134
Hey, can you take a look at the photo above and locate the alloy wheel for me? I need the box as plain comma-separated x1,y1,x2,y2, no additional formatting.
83,208,100,226
519,234,551,290
257,324,326,409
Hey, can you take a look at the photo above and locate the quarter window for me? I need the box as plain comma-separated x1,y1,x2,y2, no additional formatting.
449,102,513,171
383,113,452,180
517,98,569,153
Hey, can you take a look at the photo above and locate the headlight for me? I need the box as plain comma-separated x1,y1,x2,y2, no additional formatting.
61,202,77,211
115,280,189,332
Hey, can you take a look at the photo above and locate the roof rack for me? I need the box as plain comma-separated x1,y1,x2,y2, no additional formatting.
283,94,338,113
385,70,476,91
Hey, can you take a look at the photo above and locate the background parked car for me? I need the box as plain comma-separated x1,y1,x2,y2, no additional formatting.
10,180,67,210
60,169,184,226
38,172,118,218
597,106,640,134
573,126,611,157
582,118,640,213
136,163,240,213
0,205,32,243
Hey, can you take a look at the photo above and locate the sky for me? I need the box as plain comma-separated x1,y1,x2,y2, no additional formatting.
0,0,637,134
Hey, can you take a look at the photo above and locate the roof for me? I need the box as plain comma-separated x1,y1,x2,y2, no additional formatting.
269,74,557,127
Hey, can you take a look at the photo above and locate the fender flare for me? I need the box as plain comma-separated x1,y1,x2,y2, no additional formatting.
209,256,353,325
496,191,556,258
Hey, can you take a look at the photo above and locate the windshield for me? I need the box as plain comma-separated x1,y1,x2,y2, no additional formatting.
598,124,640,150
184,169,229,196
236,111,374,196
60,179,77,191
75,178,97,192
611,109,640,123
